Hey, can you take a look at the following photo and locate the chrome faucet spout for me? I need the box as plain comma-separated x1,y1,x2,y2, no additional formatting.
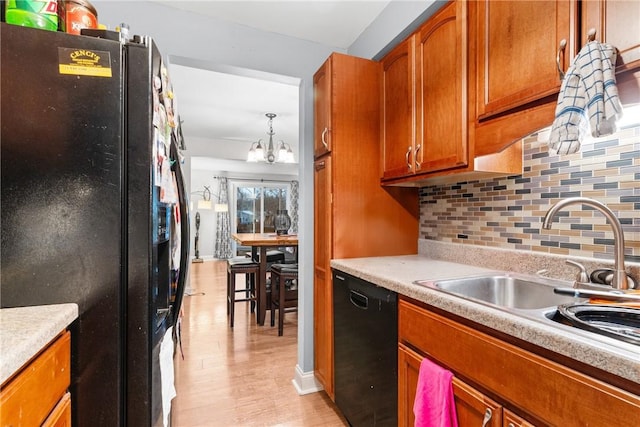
542,197,629,290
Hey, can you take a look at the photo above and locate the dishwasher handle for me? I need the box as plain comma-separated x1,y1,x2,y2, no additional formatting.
349,290,369,310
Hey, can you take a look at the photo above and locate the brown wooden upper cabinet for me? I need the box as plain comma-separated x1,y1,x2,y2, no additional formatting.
381,0,639,185
475,1,577,121
382,0,640,186
417,1,468,174
313,57,332,158
583,0,640,105
473,0,640,155
381,1,467,181
583,1,640,74
476,0,640,120
381,36,415,180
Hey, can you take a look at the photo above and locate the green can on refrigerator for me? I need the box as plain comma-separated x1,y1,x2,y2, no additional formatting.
4,0,59,31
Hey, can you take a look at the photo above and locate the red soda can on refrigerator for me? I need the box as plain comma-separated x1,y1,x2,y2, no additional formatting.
60,0,97,35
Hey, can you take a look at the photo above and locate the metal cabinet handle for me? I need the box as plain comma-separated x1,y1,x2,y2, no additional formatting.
507,423,515,427
405,146,412,171
315,161,326,171
321,127,329,149
556,38,567,81
414,144,422,169
481,408,493,427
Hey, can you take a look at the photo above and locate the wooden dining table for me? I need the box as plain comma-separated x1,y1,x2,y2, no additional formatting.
231,233,299,325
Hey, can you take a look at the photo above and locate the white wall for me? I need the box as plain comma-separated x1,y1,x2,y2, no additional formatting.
93,0,441,388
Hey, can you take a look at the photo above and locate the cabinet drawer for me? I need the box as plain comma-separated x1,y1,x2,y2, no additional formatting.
0,331,71,426
399,300,640,426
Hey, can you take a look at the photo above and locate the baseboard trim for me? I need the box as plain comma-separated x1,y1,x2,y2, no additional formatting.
292,364,324,395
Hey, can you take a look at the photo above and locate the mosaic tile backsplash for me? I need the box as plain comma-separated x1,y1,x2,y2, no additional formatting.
419,123,640,263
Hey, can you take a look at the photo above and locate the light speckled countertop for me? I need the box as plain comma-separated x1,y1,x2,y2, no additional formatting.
331,255,640,385
0,304,78,385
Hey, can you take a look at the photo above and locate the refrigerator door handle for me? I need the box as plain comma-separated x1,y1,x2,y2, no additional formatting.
170,140,190,333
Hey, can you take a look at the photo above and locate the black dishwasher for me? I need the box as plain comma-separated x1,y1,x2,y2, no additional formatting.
333,270,397,426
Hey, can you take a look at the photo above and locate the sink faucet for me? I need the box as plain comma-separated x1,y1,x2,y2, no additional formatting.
542,197,630,290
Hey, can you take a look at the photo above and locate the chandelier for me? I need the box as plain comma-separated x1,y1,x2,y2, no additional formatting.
247,113,295,164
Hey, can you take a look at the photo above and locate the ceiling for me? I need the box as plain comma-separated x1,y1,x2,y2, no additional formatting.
169,64,301,167
153,1,391,175
156,1,390,49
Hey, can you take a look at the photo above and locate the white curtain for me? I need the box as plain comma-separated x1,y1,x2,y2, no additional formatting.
214,177,233,259
289,180,299,234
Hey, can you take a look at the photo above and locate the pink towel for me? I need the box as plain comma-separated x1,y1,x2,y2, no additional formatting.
413,358,459,427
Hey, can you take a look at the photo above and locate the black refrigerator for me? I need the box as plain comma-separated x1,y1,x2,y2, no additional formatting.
1,23,190,426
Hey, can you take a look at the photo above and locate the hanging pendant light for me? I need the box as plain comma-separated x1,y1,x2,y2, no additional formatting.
247,113,295,164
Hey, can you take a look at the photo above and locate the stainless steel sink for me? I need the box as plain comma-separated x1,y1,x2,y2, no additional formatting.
416,274,579,310
415,273,640,349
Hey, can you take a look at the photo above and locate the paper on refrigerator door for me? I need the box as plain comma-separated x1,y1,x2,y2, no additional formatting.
159,326,176,427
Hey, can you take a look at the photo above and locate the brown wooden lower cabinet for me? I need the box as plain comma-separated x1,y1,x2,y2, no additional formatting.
398,298,640,426
0,331,71,427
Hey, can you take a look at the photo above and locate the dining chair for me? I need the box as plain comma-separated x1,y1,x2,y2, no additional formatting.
226,257,260,327
246,249,286,264
269,263,298,336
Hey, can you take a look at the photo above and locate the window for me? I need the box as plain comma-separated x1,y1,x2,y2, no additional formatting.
233,183,288,234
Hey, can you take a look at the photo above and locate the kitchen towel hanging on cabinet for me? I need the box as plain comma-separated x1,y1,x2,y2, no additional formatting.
548,40,623,155
413,357,459,427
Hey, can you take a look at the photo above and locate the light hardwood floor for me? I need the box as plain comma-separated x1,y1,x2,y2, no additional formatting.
171,260,348,426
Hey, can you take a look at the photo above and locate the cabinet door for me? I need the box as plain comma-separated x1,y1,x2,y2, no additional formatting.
453,378,503,427
398,343,422,427
582,0,640,74
503,409,536,427
416,0,468,173
314,57,332,158
42,392,71,427
381,36,416,180
313,156,333,398
398,343,503,427
476,0,577,119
